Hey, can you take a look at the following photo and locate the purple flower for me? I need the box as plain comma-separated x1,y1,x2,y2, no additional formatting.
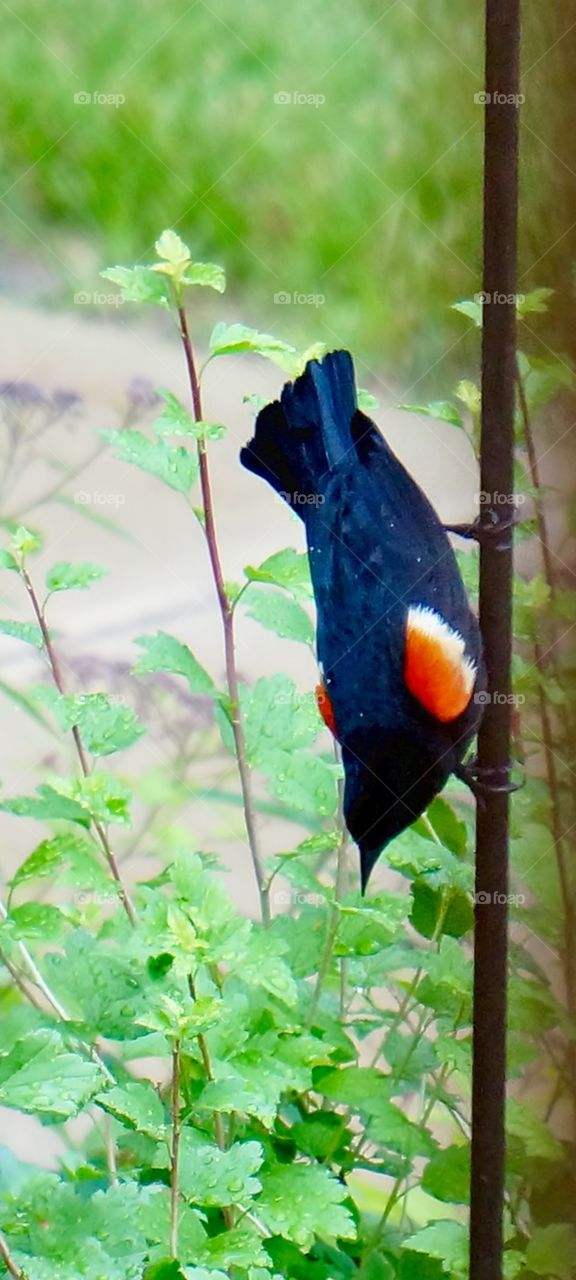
0,381,46,406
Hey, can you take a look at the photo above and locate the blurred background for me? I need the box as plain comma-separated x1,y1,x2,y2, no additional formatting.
1,0,575,377
1,0,576,1167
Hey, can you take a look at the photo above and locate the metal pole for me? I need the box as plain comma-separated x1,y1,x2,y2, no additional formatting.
470,2,521,1277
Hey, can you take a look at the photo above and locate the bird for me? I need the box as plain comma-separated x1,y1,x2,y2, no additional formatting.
240,349,485,890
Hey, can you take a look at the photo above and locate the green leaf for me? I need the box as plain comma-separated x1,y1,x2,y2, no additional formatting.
45,561,107,593
414,798,468,857
35,689,144,756
244,587,314,645
3,903,67,942
154,228,191,268
244,548,312,599
422,1145,470,1203
0,1029,103,1118
0,548,19,571
103,429,199,493
209,321,295,365
452,298,482,327
101,264,171,307
0,784,90,827
10,832,109,895
403,1221,468,1276
154,390,226,441
357,388,379,412
399,401,463,427
59,772,132,825
0,620,44,648
95,1081,166,1138
256,1164,356,1250
525,1225,576,1278
133,631,215,694
455,379,481,416
180,262,226,292
516,286,554,316
11,525,42,556
506,1098,563,1162
157,1129,263,1207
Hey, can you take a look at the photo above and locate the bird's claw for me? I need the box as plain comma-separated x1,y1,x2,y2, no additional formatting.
444,509,517,551
455,758,523,805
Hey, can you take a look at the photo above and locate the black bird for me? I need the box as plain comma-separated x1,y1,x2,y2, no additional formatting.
240,350,484,889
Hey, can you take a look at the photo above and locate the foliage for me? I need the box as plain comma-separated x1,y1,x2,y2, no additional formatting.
0,236,574,1280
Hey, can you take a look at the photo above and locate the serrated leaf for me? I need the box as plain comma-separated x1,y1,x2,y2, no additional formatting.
244,587,314,645
11,525,42,556
10,832,108,893
244,549,312,599
181,262,226,292
96,1081,166,1138
35,689,144,756
0,784,90,826
0,1030,103,1118
61,772,132,825
45,561,107,593
256,1164,355,1250
133,631,215,694
154,228,191,267
0,620,44,647
403,1220,468,1275
153,390,226,442
156,1129,263,1206
3,903,67,942
101,265,170,306
104,429,199,493
209,322,294,363
399,401,463,427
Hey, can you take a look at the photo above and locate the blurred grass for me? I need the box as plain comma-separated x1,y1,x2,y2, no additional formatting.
0,0,572,384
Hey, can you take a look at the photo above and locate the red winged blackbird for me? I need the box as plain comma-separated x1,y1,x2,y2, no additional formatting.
240,350,484,889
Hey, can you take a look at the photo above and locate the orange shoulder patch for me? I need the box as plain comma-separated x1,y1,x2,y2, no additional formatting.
404,606,476,723
315,682,338,738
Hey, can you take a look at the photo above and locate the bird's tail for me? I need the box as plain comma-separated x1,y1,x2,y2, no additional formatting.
240,349,357,515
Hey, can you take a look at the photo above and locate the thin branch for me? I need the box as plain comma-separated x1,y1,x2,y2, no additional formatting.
307,770,349,1025
188,974,234,1228
176,302,269,924
20,566,136,926
169,1038,182,1259
0,1231,26,1279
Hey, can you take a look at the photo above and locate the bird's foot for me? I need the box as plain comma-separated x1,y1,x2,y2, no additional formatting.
444,509,517,551
455,757,523,805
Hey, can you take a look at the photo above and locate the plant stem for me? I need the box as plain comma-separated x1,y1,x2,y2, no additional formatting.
307,772,348,1025
20,567,136,926
516,364,576,1112
0,1231,26,1279
169,1039,182,1259
176,302,269,924
188,974,234,1227
0,899,115,1082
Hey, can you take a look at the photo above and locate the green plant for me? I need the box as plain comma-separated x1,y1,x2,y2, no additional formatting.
0,235,574,1280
